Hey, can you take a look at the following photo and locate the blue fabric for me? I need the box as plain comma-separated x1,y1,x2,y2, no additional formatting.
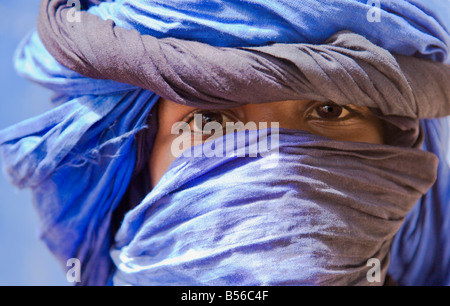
110,128,437,286
88,0,450,63
388,118,450,285
0,0,449,285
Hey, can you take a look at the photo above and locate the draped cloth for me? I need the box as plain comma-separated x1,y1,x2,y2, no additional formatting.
0,0,449,285
111,129,438,286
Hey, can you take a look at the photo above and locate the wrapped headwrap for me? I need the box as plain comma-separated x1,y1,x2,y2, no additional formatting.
1,0,449,285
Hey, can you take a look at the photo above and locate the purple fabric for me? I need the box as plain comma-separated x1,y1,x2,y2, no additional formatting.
110,129,438,285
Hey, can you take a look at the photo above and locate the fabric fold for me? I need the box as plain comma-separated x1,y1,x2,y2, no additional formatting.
111,129,438,286
37,0,450,118
0,89,159,285
0,0,448,286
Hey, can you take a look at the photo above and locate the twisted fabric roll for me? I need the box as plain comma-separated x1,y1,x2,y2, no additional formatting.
110,129,438,286
0,0,449,286
38,0,450,118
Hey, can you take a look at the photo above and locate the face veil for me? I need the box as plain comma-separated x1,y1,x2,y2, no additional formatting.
111,129,437,285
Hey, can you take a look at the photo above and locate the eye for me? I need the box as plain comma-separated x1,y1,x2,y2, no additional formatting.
185,110,234,137
307,102,355,121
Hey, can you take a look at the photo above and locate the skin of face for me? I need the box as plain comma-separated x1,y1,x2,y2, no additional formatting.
148,98,385,188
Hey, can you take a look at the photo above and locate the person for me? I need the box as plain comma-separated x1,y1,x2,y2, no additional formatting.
1,0,449,286
149,99,385,188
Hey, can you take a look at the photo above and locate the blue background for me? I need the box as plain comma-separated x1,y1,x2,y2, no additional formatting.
0,1,68,285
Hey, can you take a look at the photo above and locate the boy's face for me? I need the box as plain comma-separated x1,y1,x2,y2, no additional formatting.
148,98,385,188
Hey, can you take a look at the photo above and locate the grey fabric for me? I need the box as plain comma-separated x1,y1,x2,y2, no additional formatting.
38,0,450,119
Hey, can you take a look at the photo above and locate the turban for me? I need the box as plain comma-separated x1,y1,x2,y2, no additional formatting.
0,0,449,285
